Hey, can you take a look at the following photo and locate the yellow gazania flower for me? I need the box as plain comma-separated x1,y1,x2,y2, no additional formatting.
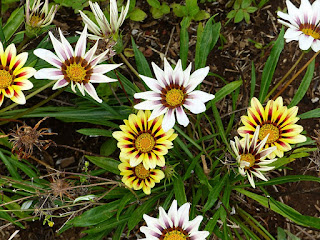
0,42,35,106
238,97,306,159
112,110,177,170
118,156,164,195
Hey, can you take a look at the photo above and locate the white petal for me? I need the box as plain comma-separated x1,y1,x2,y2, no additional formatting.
84,40,99,63
284,28,302,39
151,62,167,88
173,59,184,86
33,49,62,68
311,39,320,52
299,34,313,50
34,68,63,80
90,74,117,83
75,25,87,57
187,90,215,103
52,79,69,90
134,91,161,100
84,82,102,103
59,28,74,58
134,100,158,110
162,108,175,131
185,66,209,93
183,99,206,114
252,170,268,181
140,75,163,93
149,105,168,121
177,202,190,228
176,106,189,127
185,216,203,234
247,173,256,188
168,200,179,227
92,63,122,74
49,31,68,61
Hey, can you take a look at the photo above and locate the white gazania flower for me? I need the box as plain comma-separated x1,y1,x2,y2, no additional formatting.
26,0,58,29
79,0,130,41
278,0,320,52
34,25,122,103
230,126,277,188
140,200,209,240
134,58,215,132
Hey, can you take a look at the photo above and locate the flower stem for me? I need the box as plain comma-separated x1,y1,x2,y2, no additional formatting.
273,51,320,100
265,52,305,101
0,81,55,114
119,52,140,79
0,85,66,125
17,34,31,53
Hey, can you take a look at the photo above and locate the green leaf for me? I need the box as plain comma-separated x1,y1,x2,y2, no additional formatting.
227,10,237,19
70,200,120,227
100,139,118,157
160,4,170,14
241,0,252,9
289,59,315,107
247,6,258,13
147,0,160,8
186,0,200,17
259,28,284,102
85,155,120,175
150,7,164,19
243,11,250,23
0,207,24,228
236,188,320,229
3,7,24,41
84,215,130,234
250,61,256,100
116,194,134,221
234,10,244,23
277,227,287,240
173,175,187,205
180,17,190,69
195,17,221,69
0,151,21,180
203,174,227,212
171,3,187,17
212,80,242,105
235,175,320,188
193,10,210,21
77,128,113,137
127,193,165,232
129,8,147,21
131,37,153,78
299,108,320,119
212,105,231,152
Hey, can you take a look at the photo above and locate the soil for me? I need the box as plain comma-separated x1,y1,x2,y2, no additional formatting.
1,0,320,239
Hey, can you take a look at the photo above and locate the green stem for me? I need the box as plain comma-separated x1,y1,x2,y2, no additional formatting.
17,34,31,53
119,53,140,79
265,52,305,101
0,81,55,114
273,50,320,100
0,85,66,125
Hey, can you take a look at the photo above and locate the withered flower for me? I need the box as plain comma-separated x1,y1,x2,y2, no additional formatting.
2,117,56,159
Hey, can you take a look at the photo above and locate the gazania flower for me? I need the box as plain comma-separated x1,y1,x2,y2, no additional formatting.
79,0,130,41
278,0,320,52
238,97,306,159
0,42,35,106
25,0,58,33
112,110,177,170
134,58,215,132
231,126,277,188
118,156,164,195
140,200,209,240
34,25,121,103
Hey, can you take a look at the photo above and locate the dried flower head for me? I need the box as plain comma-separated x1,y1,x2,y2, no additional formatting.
4,117,56,159
50,177,73,199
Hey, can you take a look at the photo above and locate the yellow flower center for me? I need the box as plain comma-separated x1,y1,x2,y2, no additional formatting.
163,230,188,240
134,164,150,179
30,15,43,28
65,63,87,83
165,89,185,107
259,124,280,144
240,153,256,169
135,133,155,153
0,69,13,89
301,28,320,39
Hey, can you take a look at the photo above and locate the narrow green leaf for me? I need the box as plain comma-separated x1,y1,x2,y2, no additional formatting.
100,139,117,157
289,59,315,107
250,61,256,100
195,16,221,69
3,7,24,41
205,208,221,233
83,215,130,234
212,80,242,105
235,175,320,188
131,37,153,77
0,19,7,46
77,128,113,137
85,155,120,175
116,194,134,220
0,151,21,180
180,17,190,69
259,28,284,102
299,108,320,119
203,174,227,212
173,175,187,205
212,105,231,152
0,207,24,228
128,193,165,231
